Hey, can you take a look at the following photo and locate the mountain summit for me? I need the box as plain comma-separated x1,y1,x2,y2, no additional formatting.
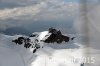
12,28,75,53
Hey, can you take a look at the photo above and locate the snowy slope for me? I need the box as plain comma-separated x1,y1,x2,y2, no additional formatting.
0,32,85,66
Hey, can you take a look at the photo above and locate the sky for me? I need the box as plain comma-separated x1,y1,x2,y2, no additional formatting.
0,0,80,35
0,0,100,36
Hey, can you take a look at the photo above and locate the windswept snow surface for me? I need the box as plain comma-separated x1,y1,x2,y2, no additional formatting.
0,33,86,66
38,31,50,41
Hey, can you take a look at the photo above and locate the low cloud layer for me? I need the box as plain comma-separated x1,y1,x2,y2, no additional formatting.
0,0,100,36
0,0,79,31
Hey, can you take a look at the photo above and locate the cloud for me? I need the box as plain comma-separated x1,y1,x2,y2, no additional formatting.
0,0,68,9
0,1,79,30
0,4,45,20
0,0,35,7
0,1,79,20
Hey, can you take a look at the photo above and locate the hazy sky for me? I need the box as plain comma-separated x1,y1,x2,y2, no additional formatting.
0,0,100,36
0,0,78,35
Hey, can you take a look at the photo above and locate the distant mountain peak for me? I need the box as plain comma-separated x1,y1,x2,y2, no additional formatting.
12,28,75,53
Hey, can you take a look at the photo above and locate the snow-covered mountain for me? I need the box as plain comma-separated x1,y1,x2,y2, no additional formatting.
12,28,75,53
0,28,85,66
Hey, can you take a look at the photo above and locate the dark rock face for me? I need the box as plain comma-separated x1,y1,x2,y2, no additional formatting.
12,37,32,48
44,28,71,44
33,49,37,53
12,36,41,53
80,63,84,66
12,37,25,45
